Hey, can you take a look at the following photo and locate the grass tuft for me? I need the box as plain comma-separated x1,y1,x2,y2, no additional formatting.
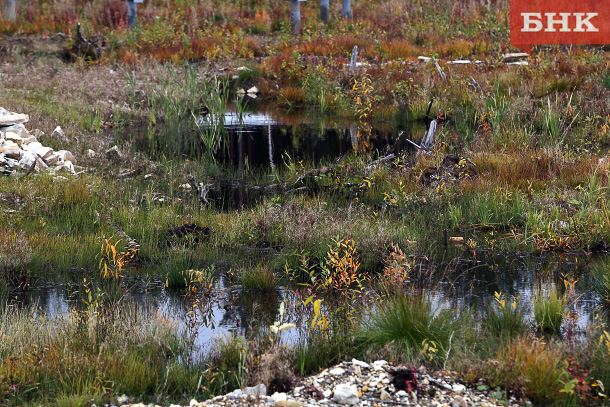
482,292,529,340
353,293,460,365
533,285,567,334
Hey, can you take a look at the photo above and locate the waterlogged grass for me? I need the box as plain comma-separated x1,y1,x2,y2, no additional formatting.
482,292,529,340
4,1,610,405
0,304,207,406
240,264,279,292
533,285,568,334
473,336,570,405
353,294,461,366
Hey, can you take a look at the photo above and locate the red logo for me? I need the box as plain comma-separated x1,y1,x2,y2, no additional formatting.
510,0,608,53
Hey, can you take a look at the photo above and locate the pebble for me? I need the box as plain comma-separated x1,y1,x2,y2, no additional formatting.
330,367,346,376
112,360,524,407
452,383,467,393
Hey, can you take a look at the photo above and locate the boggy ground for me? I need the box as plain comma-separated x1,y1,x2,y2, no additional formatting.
2,0,610,406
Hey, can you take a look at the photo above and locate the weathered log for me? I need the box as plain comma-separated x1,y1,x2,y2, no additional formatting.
403,120,438,153
364,154,396,174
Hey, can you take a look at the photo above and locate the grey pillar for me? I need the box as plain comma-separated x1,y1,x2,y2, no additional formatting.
342,0,351,19
290,0,301,33
320,0,329,23
5,0,15,22
127,0,137,29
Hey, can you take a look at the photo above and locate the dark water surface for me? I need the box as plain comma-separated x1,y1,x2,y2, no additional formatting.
132,105,427,169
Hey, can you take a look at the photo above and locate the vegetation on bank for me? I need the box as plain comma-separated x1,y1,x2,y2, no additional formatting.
2,0,610,406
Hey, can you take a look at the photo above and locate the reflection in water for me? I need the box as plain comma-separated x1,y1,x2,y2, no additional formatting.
134,108,428,170
7,251,605,358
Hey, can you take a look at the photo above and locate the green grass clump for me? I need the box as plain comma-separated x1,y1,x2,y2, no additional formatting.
240,264,278,291
353,294,460,365
208,333,248,391
482,292,529,340
591,260,610,307
0,302,205,406
533,285,567,334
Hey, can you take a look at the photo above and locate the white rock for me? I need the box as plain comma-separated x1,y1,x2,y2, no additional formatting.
0,107,28,125
105,145,123,161
26,141,43,153
332,384,359,405
380,390,392,401
53,161,75,174
353,365,361,376
86,149,96,158
5,131,23,145
35,155,49,171
271,392,287,402
43,152,60,166
352,359,370,368
6,157,17,168
56,150,77,165
1,123,29,138
19,151,36,169
180,183,192,189
33,146,54,160
21,136,37,145
2,142,21,159
373,360,387,370
247,86,259,94
116,394,129,405
330,367,346,376
189,399,199,406
245,384,266,396
396,390,408,397
323,389,332,398
51,125,66,139
452,383,467,393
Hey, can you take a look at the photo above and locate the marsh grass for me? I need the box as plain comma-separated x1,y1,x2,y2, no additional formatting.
240,264,278,292
0,303,203,405
590,260,610,307
533,285,568,334
353,293,461,366
475,336,569,405
208,333,248,391
4,2,610,405
482,292,529,340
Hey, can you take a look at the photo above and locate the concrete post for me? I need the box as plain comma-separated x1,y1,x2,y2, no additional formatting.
290,0,301,33
342,0,351,19
127,0,137,29
320,0,329,23
5,0,15,22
